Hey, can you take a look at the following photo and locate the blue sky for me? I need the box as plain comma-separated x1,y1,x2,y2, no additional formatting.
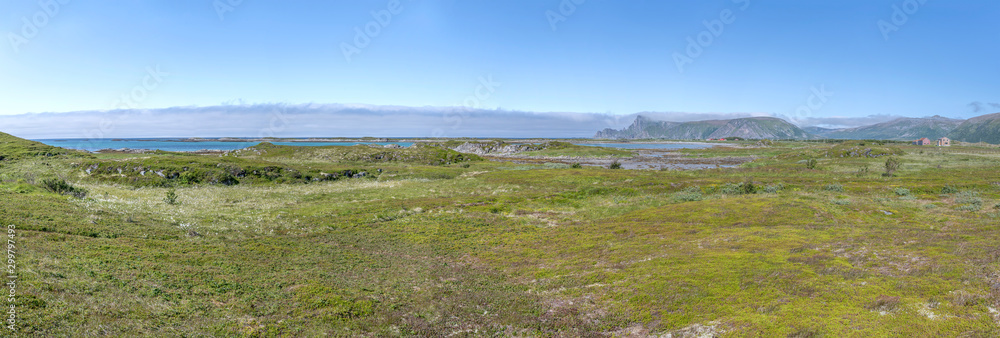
1,0,998,127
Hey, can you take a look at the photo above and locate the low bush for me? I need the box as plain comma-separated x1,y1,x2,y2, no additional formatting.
883,157,902,177
164,189,179,205
866,295,900,312
719,180,758,195
673,187,703,202
955,191,983,211
855,166,870,177
823,184,844,192
40,178,87,198
893,188,910,196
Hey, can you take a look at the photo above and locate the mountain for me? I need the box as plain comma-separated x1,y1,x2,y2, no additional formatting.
819,116,964,141
948,112,1000,144
594,116,814,140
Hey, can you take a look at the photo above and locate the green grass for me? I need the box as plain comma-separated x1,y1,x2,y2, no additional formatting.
4,137,1000,335
0,132,91,161
517,142,633,158
236,142,483,165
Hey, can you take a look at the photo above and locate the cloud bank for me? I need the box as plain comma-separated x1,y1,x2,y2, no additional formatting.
0,104,642,139
1,103,961,139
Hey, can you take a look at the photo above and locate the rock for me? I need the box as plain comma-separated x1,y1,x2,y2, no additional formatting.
450,141,541,156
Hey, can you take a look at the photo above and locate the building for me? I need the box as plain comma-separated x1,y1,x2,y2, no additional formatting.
913,137,932,146
936,137,951,147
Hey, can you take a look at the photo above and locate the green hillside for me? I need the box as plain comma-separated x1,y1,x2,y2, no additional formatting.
0,132,90,161
6,130,1000,335
948,113,1000,144
821,116,963,141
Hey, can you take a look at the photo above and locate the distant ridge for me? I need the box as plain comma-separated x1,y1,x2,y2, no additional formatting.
594,116,813,140
815,116,964,141
948,112,1000,144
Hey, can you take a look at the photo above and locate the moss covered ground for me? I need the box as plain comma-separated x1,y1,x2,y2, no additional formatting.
2,138,1000,336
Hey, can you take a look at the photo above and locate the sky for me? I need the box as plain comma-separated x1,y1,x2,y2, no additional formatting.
1,0,999,138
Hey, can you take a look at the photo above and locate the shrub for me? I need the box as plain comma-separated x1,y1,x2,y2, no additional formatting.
211,172,239,185
893,188,910,196
955,191,983,212
883,157,901,177
941,185,959,194
570,163,583,169
950,291,981,307
828,143,905,158
764,183,785,194
165,189,179,205
855,166,870,177
673,187,703,202
994,202,1000,210
805,158,817,170
866,295,900,312
957,204,981,212
608,161,622,169
40,178,87,198
180,171,201,184
823,184,844,192
832,199,851,205
719,180,757,195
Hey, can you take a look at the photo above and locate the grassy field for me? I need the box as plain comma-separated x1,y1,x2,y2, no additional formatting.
3,133,1000,336
516,142,634,158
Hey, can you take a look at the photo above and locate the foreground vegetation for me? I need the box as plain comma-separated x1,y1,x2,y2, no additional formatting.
3,132,1000,336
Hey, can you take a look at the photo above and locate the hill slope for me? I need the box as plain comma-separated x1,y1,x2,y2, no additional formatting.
820,116,963,140
595,116,813,140
948,112,1000,144
0,131,89,161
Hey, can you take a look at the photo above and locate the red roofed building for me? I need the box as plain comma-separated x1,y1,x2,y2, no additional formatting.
912,137,931,146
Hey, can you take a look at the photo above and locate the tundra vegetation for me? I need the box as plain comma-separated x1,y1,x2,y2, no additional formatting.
2,131,1000,336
